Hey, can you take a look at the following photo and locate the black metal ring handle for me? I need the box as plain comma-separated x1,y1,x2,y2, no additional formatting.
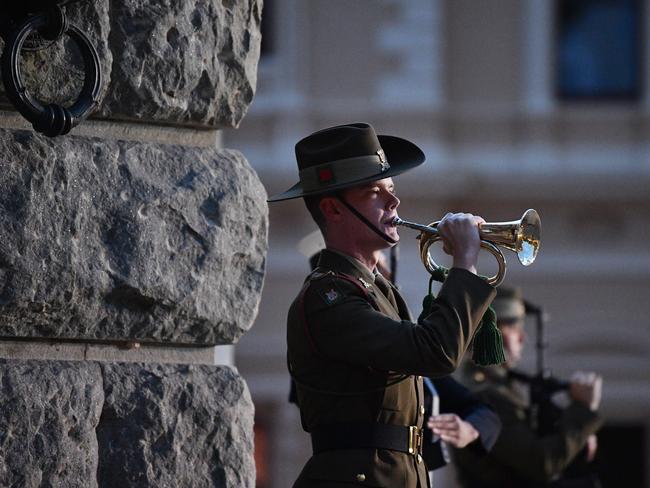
1,11,102,137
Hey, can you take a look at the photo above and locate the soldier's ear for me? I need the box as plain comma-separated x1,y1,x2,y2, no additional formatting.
319,196,344,223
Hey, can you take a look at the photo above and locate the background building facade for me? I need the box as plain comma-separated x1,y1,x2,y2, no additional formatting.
225,1,650,487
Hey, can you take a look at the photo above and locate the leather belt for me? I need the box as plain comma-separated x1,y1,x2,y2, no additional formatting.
311,423,423,456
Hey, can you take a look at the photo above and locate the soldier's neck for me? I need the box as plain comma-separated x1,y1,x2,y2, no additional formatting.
324,245,378,274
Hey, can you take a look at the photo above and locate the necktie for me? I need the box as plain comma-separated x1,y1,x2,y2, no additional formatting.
423,377,440,416
374,272,398,310
423,377,451,472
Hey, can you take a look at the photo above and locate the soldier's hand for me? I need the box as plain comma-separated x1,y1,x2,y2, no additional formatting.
569,371,603,411
436,213,484,274
427,413,479,449
586,434,598,463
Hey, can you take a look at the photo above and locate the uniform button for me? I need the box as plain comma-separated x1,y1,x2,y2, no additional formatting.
473,371,486,383
417,454,423,464
419,405,425,415
356,473,366,482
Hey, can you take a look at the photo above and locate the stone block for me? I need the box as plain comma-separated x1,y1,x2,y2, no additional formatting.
0,129,268,344
0,359,255,487
0,359,103,488
0,0,262,128
97,362,255,487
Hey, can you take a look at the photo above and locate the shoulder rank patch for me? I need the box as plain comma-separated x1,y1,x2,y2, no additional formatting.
318,282,344,306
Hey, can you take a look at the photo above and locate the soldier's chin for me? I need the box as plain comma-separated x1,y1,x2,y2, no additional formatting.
384,224,400,242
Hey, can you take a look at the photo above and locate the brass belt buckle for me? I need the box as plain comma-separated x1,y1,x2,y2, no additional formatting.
408,426,423,455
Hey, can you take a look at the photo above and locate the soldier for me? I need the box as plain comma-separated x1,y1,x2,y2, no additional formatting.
454,287,604,487
289,246,503,484
268,122,496,487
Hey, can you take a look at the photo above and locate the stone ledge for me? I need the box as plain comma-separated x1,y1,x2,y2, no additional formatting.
0,339,234,366
0,111,221,147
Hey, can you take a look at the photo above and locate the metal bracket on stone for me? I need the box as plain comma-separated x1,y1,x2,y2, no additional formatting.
0,1,102,137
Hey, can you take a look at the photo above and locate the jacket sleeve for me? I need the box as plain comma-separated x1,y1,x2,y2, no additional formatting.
436,376,502,452
300,268,495,377
486,392,603,482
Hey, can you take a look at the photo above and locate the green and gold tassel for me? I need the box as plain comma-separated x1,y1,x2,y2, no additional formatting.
418,268,505,366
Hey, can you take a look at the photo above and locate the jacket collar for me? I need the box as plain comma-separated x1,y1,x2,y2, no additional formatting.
317,248,410,320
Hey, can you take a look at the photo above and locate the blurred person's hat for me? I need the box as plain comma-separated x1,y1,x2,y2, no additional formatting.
297,229,325,259
297,229,325,270
493,286,526,323
267,122,425,202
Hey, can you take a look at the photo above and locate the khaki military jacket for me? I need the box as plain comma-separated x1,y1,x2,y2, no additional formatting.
454,363,603,487
287,249,495,487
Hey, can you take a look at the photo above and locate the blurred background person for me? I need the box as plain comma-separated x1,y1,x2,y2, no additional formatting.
424,375,501,486
454,287,604,487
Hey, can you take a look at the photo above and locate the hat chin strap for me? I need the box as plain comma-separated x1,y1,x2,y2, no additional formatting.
336,195,398,245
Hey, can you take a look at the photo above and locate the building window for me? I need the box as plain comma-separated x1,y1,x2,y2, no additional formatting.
555,0,642,100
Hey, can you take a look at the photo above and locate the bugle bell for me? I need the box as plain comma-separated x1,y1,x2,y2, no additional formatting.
393,209,541,287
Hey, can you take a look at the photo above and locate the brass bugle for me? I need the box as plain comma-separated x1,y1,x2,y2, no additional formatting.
393,209,541,287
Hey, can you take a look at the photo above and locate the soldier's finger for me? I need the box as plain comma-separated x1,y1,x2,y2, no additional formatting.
436,214,453,233
438,212,454,224
429,418,457,428
431,414,456,422
438,432,459,444
432,426,459,436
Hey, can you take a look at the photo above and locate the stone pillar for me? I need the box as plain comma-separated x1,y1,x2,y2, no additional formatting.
0,1,265,486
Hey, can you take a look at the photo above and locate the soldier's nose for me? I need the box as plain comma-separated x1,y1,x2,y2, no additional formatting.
387,193,400,210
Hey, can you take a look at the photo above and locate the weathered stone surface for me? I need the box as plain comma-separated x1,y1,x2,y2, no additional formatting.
98,0,262,128
0,129,268,344
0,359,103,488
0,0,262,128
0,359,255,487
97,363,255,487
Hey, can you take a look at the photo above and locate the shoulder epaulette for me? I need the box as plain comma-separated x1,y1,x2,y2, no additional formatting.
305,267,334,283
302,267,381,311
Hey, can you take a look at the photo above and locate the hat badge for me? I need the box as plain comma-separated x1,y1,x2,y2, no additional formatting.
377,149,389,172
